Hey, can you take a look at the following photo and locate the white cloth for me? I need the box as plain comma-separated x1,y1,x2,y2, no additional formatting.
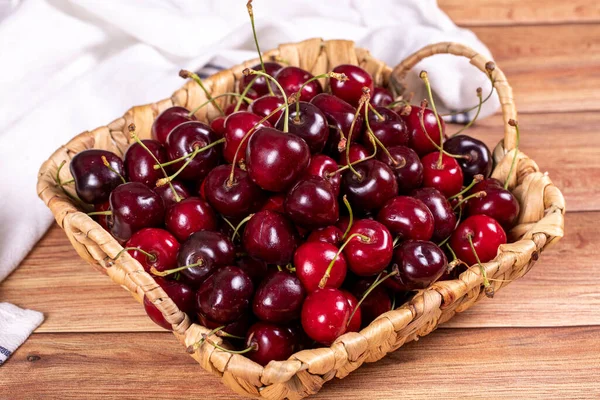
0,303,44,365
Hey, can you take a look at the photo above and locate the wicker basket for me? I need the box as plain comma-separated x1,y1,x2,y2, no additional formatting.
37,39,565,399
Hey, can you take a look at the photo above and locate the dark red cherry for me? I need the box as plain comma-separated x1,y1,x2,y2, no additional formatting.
252,270,306,323
340,290,361,332
444,135,493,184
330,64,374,107
109,182,165,242
276,102,329,154
370,87,394,107
223,112,273,165
210,116,226,136
306,225,343,246
311,93,363,151
93,200,112,231
304,154,341,196
70,149,125,204
245,322,296,366
449,215,507,266
225,102,248,115
411,187,457,242
377,196,434,241
421,152,464,198
466,184,520,230
349,278,391,327
386,240,447,291
239,62,282,100
248,95,284,125
341,159,398,213
378,145,423,194
197,312,252,339
204,165,266,219
177,230,235,287
402,106,445,156
123,139,167,188
344,219,393,276
294,241,347,292
274,66,322,102
301,288,350,345
261,194,285,213
196,266,254,323
243,210,299,265
471,177,503,192
126,228,179,274
338,143,369,166
246,127,310,192
143,277,194,330
165,197,218,241
284,177,339,229
151,106,195,145
236,256,268,286
362,107,409,151
153,180,190,209
165,121,220,181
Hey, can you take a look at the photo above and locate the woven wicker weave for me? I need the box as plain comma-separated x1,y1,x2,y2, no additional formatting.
37,39,565,399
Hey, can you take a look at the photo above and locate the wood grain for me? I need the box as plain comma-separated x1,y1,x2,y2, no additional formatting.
4,327,599,399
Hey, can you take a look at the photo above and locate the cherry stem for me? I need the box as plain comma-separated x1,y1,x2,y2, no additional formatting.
419,71,445,167
222,217,239,239
504,119,520,190
54,160,81,205
276,265,283,272
244,69,289,131
386,98,410,109
451,87,483,137
441,71,495,117
285,264,296,273
466,234,493,298
101,156,126,184
150,260,204,277
156,139,223,187
329,151,377,177
345,88,371,178
347,270,398,326
390,294,396,311
366,102,396,164
180,70,224,116
393,236,401,248
188,93,252,118
448,174,484,200
246,0,273,96
318,233,369,289
187,325,225,353
341,195,353,240
292,72,348,119
445,243,458,261
114,247,156,262
235,76,258,113
368,104,385,121
154,138,225,170
231,214,254,242
331,124,347,153
87,210,112,216
418,106,468,160
438,204,463,247
453,191,486,210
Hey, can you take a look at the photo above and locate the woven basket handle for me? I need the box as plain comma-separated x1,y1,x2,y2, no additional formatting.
390,42,518,152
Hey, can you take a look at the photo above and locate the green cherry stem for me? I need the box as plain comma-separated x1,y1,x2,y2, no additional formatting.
419,71,445,167
155,139,224,187
417,104,467,159
235,76,258,113
441,67,495,117
243,68,289,131
347,270,398,327
451,87,483,137
466,234,494,298
504,119,521,190
222,216,239,239
448,174,484,201
366,102,397,164
87,210,112,217
114,247,156,262
231,214,255,242
341,195,353,241
186,325,225,353
101,156,126,184
180,70,224,116
452,191,486,210
345,89,370,178
292,72,348,119
246,0,273,96
150,260,204,277
318,233,369,289
154,138,225,170
188,92,253,118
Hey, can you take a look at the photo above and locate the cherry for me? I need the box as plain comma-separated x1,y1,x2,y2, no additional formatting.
153,180,190,208
449,215,507,266
284,177,339,229
252,270,306,323
421,152,464,198
109,182,165,242
466,182,520,230
338,143,369,166
246,127,310,192
361,106,409,151
377,196,434,241
301,288,350,344
123,139,167,188
197,312,252,339
196,266,254,323
330,64,374,107
125,228,179,274
177,230,235,287
151,106,195,145
143,277,195,330
294,241,347,292
411,187,456,242
349,278,392,327
225,102,248,115
248,95,284,125
236,256,268,286
344,219,393,276
386,240,447,291
274,66,322,102
276,102,329,154
341,159,398,213
204,165,266,219
472,177,503,192
243,210,299,265
70,149,125,204
444,135,493,184
340,290,361,332
304,154,341,195
378,145,423,194
239,62,282,100
210,116,226,136
165,121,220,181
165,197,218,241
311,93,363,151
370,87,394,107
245,322,296,366
401,106,445,156
306,225,343,246
261,194,285,213
93,200,112,231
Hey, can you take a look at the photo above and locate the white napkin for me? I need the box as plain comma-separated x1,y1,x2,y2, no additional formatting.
0,303,44,365
0,0,499,354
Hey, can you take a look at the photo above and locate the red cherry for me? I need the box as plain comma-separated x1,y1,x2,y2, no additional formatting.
222,111,271,164
294,241,347,292
70,149,125,204
165,197,218,242
362,106,409,151
304,154,341,196
239,62,282,100
306,225,343,246
126,228,179,274
177,230,235,287
153,181,190,209
411,187,457,242
340,290,361,332
143,277,194,330
236,256,268,286
330,64,374,107
151,106,195,145
274,66,323,102
252,270,306,323
386,240,447,291
123,139,167,188
402,106,445,156
338,143,370,166
449,215,507,266
301,288,350,345
466,183,520,230
165,121,220,181
284,177,339,229
444,135,493,184
197,312,252,339
344,219,393,276
210,116,226,136
248,95,284,125
421,152,464,198
245,322,296,366
370,87,394,107
276,102,329,154
311,93,363,152
261,194,285,213
349,278,391,327
377,196,435,241
242,210,299,265
378,145,423,194
224,102,248,115
341,159,398,213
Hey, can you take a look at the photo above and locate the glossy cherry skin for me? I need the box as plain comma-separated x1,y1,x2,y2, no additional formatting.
444,135,493,184
284,177,339,229
248,95,284,125
362,106,409,151
370,87,394,107
331,64,374,107
311,93,363,151
276,102,329,154
243,210,299,265
341,159,398,213
338,143,370,166
294,241,347,292
304,154,341,196
466,184,520,230
109,182,165,242
204,165,266,219
261,194,286,214
449,215,507,266
239,62,282,100
341,290,361,332
306,225,343,246
245,322,296,366
252,270,306,323
177,230,235,287
301,288,350,345
402,106,445,156
349,278,391,327
198,312,252,339
344,219,393,276
143,277,195,330
151,106,195,145
236,256,268,286
70,149,125,204
377,196,435,241
123,139,167,188
246,127,311,192
165,197,218,241
275,66,322,102
126,228,179,275
411,187,457,242
378,145,423,194
210,116,226,136
221,111,270,164
386,240,447,291
153,181,190,209
421,152,464,198
196,266,254,324
165,121,220,181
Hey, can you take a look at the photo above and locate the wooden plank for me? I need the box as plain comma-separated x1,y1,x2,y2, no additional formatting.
3,327,600,399
439,0,600,26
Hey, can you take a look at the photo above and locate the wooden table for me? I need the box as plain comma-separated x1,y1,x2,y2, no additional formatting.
2,1,600,398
